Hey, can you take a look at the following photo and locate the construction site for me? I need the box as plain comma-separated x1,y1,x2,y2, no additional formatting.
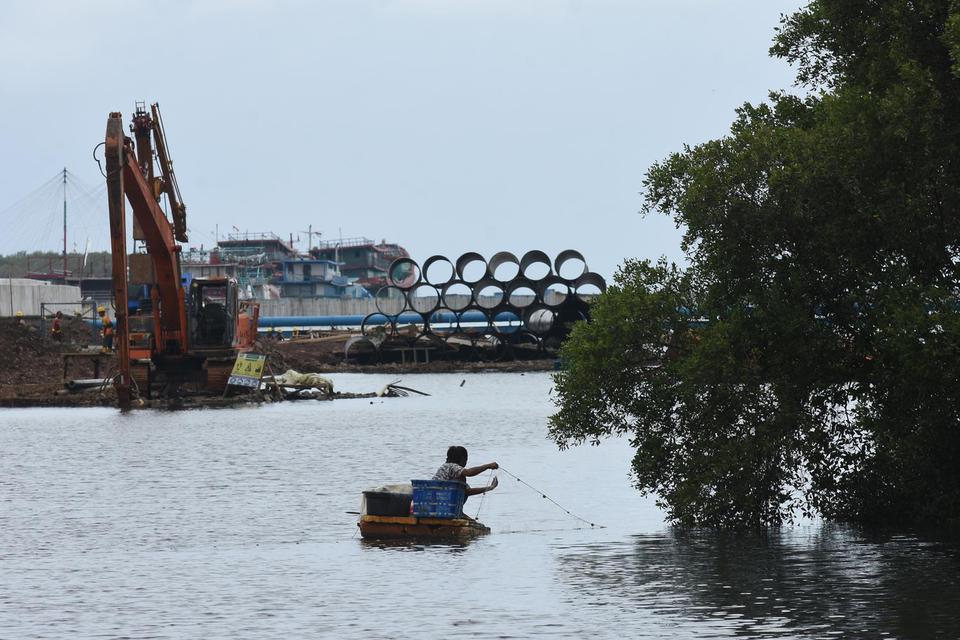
0,103,603,410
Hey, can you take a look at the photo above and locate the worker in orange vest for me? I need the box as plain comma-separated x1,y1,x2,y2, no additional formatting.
51,310,63,342
98,306,114,353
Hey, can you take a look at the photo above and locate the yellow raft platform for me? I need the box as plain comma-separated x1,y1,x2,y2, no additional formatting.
358,514,491,541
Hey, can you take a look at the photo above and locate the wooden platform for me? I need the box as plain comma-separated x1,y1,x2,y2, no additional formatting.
358,514,490,541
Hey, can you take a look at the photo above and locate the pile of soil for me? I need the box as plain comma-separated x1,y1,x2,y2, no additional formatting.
0,316,113,391
0,318,66,387
254,331,354,373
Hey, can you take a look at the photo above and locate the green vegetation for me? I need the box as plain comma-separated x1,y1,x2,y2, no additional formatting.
551,1,960,527
0,251,112,278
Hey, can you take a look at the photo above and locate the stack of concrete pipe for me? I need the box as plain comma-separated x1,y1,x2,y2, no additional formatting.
360,250,606,359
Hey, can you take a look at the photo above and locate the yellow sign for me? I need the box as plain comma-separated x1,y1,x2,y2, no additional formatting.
228,353,266,388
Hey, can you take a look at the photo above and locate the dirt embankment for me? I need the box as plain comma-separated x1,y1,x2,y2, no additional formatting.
0,322,555,408
0,316,117,406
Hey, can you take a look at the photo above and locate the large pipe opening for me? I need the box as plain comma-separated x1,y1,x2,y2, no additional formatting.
523,305,556,334
473,278,505,310
457,307,495,335
375,285,407,316
520,250,552,281
574,272,607,302
538,276,571,308
488,251,521,283
455,252,489,284
422,255,456,287
554,249,588,281
395,314,426,343
388,257,421,289
406,283,441,314
506,279,537,308
441,280,473,312
361,312,395,338
426,307,458,334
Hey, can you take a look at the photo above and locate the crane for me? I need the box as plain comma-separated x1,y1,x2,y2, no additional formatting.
105,103,258,409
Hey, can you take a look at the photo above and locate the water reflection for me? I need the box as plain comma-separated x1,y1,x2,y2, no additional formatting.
359,539,473,553
556,525,960,638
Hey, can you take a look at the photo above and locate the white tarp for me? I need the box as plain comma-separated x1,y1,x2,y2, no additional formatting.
0,279,83,317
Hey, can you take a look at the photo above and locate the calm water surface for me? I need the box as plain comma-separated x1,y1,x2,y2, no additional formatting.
1,373,958,639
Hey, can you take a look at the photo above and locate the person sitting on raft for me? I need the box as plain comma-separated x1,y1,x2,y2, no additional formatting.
433,445,498,497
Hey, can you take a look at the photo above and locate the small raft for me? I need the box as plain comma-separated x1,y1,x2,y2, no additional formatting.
358,514,490,541
358,479,490,540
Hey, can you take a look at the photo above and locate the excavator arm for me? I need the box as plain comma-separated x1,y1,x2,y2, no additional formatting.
105,113,132,409
151,104,188,243
105,112,189,361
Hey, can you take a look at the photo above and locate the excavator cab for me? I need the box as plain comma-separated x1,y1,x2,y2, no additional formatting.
187,278,238,350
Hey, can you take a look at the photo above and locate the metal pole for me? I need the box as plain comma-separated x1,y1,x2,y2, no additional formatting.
63,167,67,283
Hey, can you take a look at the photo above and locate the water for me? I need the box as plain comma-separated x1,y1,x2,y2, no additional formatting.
1,372,959,639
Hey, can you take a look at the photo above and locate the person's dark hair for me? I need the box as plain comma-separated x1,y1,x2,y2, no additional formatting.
446,445,468,466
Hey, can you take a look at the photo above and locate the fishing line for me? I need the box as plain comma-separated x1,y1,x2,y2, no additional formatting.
497,526,597,535
498,466,604,529
473,469,495,519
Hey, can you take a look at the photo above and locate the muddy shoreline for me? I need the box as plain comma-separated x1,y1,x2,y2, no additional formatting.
0,319,556,409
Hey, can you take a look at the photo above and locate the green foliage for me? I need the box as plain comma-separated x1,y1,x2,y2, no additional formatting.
551,0,960,527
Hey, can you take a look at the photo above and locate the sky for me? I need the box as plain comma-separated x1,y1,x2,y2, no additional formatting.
0,0,807,280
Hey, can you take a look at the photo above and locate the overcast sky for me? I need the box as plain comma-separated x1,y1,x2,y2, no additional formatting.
0,0,806,280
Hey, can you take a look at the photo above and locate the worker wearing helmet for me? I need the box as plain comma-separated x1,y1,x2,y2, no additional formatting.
51,310,63,342
98,306,114,353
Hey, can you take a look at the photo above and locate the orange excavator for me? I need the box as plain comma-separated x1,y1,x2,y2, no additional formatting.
105,103,258,409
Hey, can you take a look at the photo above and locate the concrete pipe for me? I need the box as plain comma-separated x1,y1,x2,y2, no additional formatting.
488,251,521,283
406,283,441,315
505,278,538,309
508,329,542,356
537,275,571,308
361,312,395,338
425,307,459,335
554,249,588,281
522,305,557,335
456,306,495,335
574,272,607,302
520,250,553,281
422,255,456,287
455,252,489,284
441,280,473,312
387,257,421,290
395,313,427,345
473,332,507,362
375,285,407,317
490,310,522,333
473,278,505,310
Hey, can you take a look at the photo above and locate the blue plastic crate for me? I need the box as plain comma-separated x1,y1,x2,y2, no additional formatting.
411,479,466,519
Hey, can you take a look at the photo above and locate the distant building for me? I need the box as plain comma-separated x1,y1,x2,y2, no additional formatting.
310,237,410,294
105,231,399,304
215,232,297,263
278,259,370,299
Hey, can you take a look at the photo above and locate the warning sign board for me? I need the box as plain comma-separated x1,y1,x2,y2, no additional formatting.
227,353,266,388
